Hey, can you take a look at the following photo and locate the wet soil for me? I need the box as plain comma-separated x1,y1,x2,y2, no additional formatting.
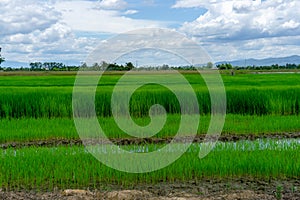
1,132,299,149
0,179,299,199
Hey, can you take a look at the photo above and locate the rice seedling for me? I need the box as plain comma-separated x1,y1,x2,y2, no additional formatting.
0,74,300,118
0,139,298,190
0,114,299,143
0,72,299,191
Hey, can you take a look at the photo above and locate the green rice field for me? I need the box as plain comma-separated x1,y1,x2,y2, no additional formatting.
0,114,299,142
0,73,300,118
0,71,299,190
1,140,299,190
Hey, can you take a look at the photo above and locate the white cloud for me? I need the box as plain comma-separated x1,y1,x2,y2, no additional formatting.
172,0,204,9
0,0,97,63
0,0,166,64
173,0,300,61
173,0,262,9
124,10,139,15
178,0,300,40
87,28,210,66
2,0,299,65
98,0,127,10
0,0,59,37
199,35,300,62
54,1,164,34
282,20,300,29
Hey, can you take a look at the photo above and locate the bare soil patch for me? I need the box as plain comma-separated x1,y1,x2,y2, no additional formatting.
0,179,299,199
1,132,299,149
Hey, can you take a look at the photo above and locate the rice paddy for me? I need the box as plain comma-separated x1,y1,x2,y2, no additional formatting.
0,114,299,143
0,139,299,190
0,71,299,191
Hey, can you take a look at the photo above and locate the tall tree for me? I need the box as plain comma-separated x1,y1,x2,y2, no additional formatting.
0,57,4,66
125,62,134,70
206,62,213,69
0,47,5,66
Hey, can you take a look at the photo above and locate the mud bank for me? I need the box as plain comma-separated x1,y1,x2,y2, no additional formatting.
1,179,299,200
1,132,299,149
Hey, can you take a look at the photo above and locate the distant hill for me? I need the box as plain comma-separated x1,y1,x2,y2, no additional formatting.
1,61,29,68
216,55,300,67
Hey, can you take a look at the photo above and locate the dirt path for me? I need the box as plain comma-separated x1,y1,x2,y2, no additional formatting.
1,179,299,199
1,132,299,149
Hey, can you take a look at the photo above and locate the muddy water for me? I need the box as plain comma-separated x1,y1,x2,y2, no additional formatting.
1,132,299,149
87,138,300,154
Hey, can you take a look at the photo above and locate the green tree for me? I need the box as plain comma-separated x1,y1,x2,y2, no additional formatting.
100,61,109,71
30,62,43,70
125,62,135,70
217,63,232,70
0,48,5,67
161,64,169,70
206,62,213,69
92,63,100,71
0,57,4,66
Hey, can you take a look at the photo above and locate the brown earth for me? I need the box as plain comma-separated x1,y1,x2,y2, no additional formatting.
1,133,299,149
0,179,299,199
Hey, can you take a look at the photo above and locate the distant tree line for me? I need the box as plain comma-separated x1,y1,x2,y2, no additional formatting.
1,61,136,71
242,63,300,70
30,62,60,70
1,61,300,72
80,62,135,71
217,63,300,70
216,63,233,70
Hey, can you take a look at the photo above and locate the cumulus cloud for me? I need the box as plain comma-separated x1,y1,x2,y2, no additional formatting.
86,28,211,66
54,0,164,34
98,0,128,10
124,10,139,15
0,0,59,37
0,0,96,63
172,0,207,9
176,0,300,40
173,0,262,9
173,0,300,60
0,0,165,63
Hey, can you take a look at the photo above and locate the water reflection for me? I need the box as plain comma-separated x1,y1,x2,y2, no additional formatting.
2,138,299,156
87,138,300,154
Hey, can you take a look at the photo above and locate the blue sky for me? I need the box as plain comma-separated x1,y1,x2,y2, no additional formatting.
1,0,300,66
125,0,206,25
